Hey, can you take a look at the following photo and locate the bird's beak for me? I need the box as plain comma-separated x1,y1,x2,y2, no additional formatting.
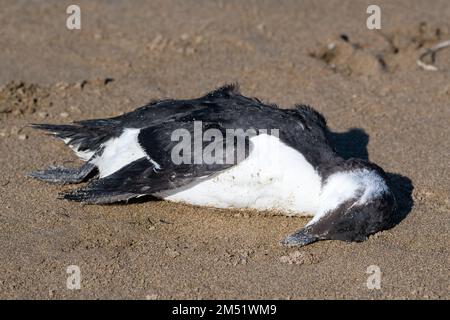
280,228,319,247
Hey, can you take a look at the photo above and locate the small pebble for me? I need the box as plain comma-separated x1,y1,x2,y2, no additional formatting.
38,111,48,118
69,106,81,113
55,82,68,90
60,112,69,118
194,35,203,44
165,248,180,258
280,251,307,265
18,134,28,140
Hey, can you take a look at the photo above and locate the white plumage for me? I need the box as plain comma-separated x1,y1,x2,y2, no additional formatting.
91,128,147,178
158,134,322,215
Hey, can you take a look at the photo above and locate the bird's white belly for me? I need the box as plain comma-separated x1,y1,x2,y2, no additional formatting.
159,134,322,216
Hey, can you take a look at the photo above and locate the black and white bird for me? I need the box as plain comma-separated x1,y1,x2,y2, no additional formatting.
29,84,397,247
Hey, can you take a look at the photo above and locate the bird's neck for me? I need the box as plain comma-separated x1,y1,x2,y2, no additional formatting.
308,168,389,225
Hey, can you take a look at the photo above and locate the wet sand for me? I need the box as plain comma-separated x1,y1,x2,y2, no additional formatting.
0,0,449,299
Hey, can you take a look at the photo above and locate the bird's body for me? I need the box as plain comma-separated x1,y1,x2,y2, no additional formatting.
157,133,322,215
29,84,397,246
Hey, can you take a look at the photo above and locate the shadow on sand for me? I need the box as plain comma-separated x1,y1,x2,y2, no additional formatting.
329,128,414,227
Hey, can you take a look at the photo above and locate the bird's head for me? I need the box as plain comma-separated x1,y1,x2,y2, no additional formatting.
282,159,397,247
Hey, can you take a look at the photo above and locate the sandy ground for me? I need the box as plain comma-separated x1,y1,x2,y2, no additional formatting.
0,0,449,299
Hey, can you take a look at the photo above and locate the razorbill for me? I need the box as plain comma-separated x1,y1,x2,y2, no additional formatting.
28,84,397,247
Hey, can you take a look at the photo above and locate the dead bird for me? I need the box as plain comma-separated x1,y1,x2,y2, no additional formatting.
29,84,397,247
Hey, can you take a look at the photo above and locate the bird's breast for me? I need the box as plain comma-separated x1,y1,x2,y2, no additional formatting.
158,134,322,216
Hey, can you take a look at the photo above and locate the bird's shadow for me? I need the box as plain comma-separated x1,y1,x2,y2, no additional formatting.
328,128,414,226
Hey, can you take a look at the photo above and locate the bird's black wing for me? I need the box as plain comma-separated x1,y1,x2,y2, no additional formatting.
30,84,242,154
60,84,338,204
62,118,253,204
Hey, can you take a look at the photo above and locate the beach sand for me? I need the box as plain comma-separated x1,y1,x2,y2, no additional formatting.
0,0,448,299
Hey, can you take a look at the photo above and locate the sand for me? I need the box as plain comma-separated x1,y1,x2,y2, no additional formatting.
0,0,448,299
